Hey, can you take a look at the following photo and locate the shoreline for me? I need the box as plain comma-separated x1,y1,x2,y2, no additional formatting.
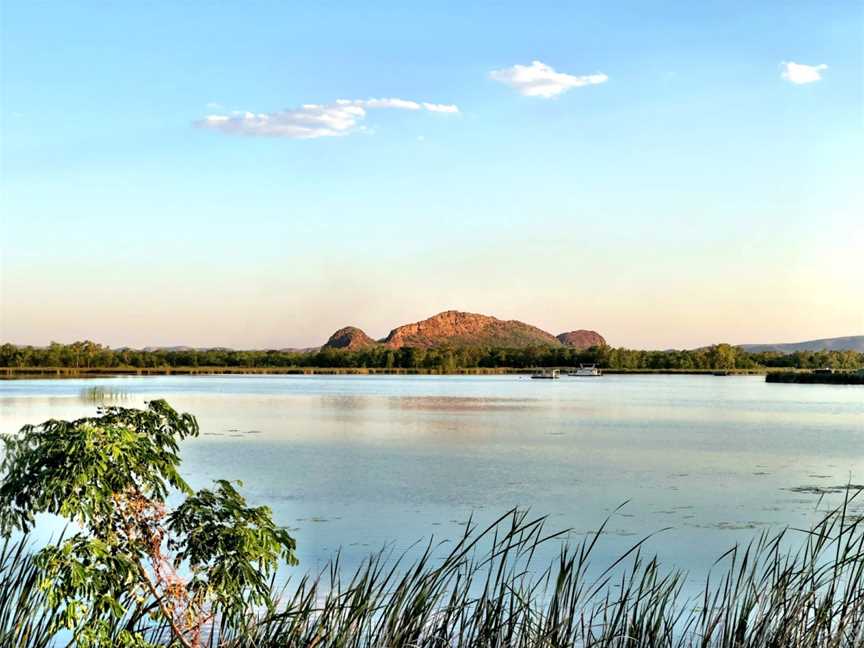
766,370,864,385
2,366,775,379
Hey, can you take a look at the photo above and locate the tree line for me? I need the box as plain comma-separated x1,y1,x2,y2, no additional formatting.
2,341,863,371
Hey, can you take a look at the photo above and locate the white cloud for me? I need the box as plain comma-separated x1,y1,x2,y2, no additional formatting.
422,102,460,113
196,98,459,139
339,98,420,110
781,61,828,85
489,60,608,98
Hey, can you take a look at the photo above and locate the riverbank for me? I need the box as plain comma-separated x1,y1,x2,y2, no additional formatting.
767,370,864,385
0,366,774,379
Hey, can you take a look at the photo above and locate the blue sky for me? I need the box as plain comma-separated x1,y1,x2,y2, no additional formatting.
1,1,862,348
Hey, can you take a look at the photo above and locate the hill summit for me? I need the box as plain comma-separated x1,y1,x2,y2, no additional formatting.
323,326,377,350
382,310,560,349
323,310,607,350
556,330,607,348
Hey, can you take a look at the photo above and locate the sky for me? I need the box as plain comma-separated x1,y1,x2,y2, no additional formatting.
1,1,862,350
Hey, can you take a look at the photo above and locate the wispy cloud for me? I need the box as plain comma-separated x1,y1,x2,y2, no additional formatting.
489,60,608,98
781,61,828,85
195,98,459,139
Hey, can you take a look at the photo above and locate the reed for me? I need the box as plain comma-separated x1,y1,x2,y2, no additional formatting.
78,385,131,402
3,493,863,647
0,535,61,648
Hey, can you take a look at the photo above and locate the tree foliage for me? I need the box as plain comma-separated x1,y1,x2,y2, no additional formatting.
0,401,297,648
1,340,863,372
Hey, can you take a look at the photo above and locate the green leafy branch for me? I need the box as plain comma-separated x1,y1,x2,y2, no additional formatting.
0,400,297,648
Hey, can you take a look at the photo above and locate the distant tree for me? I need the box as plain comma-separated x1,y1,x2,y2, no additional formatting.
706,344,737,370
397,346,426,369
0,343,20,367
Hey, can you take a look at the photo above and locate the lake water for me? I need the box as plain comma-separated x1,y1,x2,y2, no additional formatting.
2,374,862,586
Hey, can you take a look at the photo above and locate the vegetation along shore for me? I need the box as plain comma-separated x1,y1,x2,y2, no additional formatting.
2,366,780,378
2,340,863,377
767,369,864,385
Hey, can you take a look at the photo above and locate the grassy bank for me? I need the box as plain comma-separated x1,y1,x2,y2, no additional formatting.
767,370,864,385
1,366,774,379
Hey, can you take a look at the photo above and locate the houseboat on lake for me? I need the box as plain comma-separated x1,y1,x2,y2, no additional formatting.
568,364,602,377
531,369,560,379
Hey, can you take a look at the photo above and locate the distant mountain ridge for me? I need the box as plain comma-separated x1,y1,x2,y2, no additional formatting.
322,310,606,350
739,335,864,353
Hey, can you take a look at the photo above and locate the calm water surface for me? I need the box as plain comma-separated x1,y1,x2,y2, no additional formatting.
2,374,862,583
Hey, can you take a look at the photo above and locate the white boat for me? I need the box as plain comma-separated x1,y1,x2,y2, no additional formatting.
531,369,560,379
568,364,602,377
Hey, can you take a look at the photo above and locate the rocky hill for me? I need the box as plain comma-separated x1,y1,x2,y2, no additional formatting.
321,310,608,351
381,310,561,349
556,330,607,349
323,326,378,350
